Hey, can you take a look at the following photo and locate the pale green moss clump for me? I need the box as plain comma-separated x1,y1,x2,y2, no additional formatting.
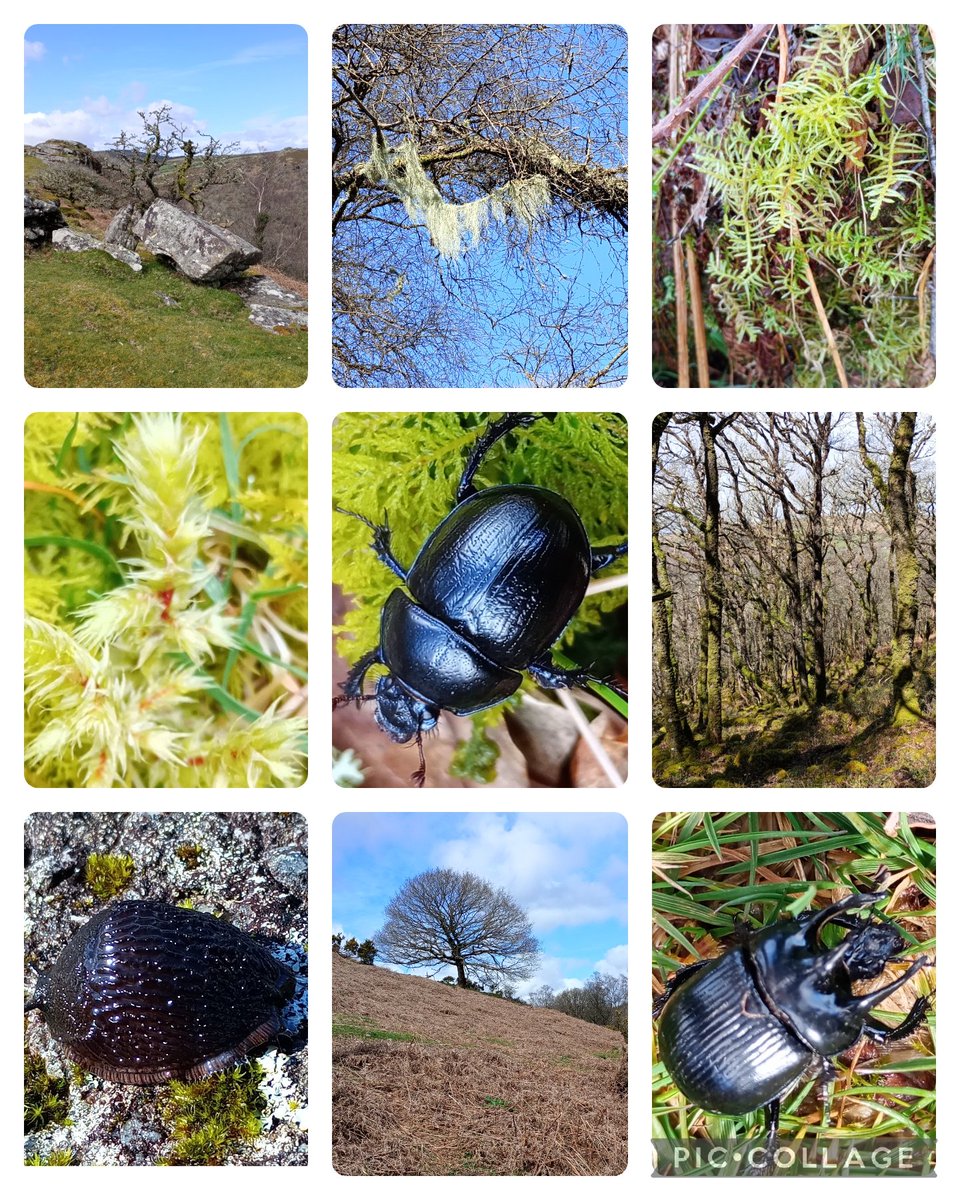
24,413,307,787
84,852,134,899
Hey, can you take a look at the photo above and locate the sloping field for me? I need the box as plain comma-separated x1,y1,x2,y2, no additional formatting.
332,953,627,1175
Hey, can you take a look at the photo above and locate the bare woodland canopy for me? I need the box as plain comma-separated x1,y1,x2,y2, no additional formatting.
332,24,627,387
653,413,935,779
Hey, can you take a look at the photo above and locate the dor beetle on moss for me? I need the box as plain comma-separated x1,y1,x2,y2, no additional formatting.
654,892,932,1146
334,412,628,786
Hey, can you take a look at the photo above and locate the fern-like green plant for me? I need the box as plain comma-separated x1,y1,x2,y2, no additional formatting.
689,23,933,386
24,412,308,787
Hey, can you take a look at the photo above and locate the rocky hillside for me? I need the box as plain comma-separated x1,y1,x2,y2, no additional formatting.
25,139,307,282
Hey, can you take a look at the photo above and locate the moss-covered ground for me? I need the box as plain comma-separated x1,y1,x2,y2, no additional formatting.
654,651,935,787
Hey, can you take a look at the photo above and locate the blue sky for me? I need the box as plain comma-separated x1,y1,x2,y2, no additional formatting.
24,25,306,151
333,812,627,997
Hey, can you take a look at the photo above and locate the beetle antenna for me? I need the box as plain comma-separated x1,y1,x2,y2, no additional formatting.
332,692,378,710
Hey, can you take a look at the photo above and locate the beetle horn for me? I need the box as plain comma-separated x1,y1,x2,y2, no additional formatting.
805,892,889,943
850,954,929,1012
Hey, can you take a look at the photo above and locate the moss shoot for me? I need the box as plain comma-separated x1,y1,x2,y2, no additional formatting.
84,853,134,900
160,1062,267,1165
24,1047,70,1134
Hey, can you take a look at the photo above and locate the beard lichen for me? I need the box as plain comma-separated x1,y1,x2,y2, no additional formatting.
366,134,551,260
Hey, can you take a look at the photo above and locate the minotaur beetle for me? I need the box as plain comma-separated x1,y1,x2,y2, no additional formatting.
334,413,627,786
654,892,931,1144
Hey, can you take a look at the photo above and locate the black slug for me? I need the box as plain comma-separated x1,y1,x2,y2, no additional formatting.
26,899,296,1084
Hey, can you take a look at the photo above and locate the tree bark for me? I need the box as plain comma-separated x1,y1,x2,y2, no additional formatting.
857,412,921,724
699,415,724,742
652,413,692,751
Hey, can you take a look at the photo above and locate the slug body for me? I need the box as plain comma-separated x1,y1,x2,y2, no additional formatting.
27,899,296,1084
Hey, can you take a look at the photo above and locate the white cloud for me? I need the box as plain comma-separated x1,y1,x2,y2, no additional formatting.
434,813,626,932
594,944,628,977
24,41,45,62
24,94,306,153
25,97,204,151
227,114,308,153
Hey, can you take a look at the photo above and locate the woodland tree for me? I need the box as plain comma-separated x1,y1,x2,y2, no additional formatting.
332,24,627,387
653,412,935,759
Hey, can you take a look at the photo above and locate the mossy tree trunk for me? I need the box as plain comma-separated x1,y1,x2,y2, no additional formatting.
652,413,692,752
698,414,735,743
807,415,830,705
857,412,922,725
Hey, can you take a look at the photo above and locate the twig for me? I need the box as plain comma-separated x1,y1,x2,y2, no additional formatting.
668,26,690,387
775,24,789,106
652,24,773,144
917,248,935,357
584,345,627,387
908,25,936,180
556,689,624,787
685,237,710,387
798,239,849,387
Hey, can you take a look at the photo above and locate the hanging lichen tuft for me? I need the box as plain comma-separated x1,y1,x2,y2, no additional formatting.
366,134,551,260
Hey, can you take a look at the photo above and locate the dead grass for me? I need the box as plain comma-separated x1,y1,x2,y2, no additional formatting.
332,953,626,1176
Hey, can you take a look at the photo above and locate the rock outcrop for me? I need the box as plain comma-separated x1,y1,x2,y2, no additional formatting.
105,204,140,252
24,191,66,245
52,227,142,272
134,199,261,283
227,276,308,332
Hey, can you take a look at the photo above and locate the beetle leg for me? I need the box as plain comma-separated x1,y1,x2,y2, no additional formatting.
590,539,628,572
653,958,712,1016
336,507,408,581
763,1097,781,1139
456,413,548,503
863,993,933,1044
336,647,382,703
526,656,598,692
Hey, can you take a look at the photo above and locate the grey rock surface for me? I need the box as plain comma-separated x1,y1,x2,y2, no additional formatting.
137,198,262,283
104,203,140,251
52,227,142,272
228,275,308,332
24,811,308,1167
24,191,66,244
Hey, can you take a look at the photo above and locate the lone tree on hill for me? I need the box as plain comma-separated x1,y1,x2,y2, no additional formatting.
374,867,540,989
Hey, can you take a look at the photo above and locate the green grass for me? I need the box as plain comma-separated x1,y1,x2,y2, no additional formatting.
333,1021,419,1043
25,248,307,388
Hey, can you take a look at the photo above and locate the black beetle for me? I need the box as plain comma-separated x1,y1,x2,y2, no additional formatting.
654,892,931,1142
334,413,628,785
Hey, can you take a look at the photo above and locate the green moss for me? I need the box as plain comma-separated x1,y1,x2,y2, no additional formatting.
160,1063,267,1165
175,843,204,870
84,852,134,899
25,1149,75,1165
24,1048,70,1134
686,24,934,386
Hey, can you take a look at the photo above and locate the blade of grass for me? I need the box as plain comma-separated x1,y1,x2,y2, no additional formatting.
53,413,79,477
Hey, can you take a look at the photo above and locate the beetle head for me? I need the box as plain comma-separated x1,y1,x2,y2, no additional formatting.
374,674,439,788
749,892,928,1056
